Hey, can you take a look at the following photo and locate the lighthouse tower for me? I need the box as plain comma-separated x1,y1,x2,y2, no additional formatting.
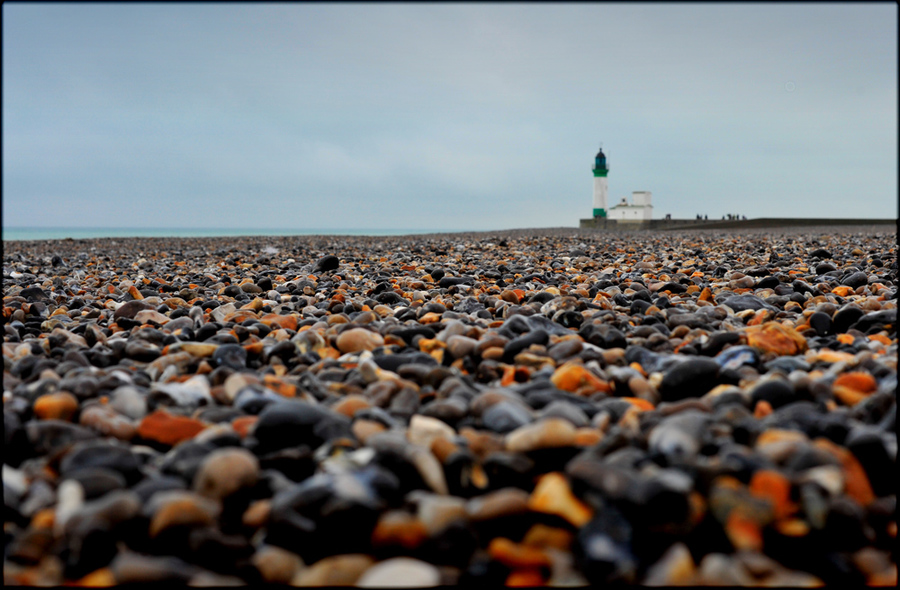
592,146,609,218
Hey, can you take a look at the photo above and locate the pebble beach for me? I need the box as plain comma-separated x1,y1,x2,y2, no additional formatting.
3,226,896,586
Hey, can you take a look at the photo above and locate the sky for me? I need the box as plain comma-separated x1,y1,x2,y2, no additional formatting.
3,3,897,231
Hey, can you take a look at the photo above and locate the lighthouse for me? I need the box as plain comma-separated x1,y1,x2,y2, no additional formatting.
592,146,609,218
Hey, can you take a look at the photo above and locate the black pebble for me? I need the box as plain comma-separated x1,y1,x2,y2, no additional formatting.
314,255,340,272
808,311,833,336
659,358,721,402
750,379,796,409
832,307,864,334
841,271,868,289
213,343,248,370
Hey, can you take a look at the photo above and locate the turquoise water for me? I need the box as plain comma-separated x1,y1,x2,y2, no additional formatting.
2,227,461,241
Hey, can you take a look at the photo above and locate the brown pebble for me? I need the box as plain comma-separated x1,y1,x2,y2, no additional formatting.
292,554,375,586
252,545,304,584
336,328,384,353
194,447,260,501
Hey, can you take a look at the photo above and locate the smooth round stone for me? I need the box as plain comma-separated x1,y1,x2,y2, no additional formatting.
132,476,189,503
481,400,533,434
137,410,207,447
110,551,202,584
356,557,441,587
576,505,637,584
407,414,455,448
124,339,161,362
446,335,478,359
720,294,775,312
193,447,260,501
252,545,304,584
59,441,143,485
79,404,138,441
418,397,469,425
146,490,221,537
750,379,796,409
537,400,590,428
659,358,721,402
808,311,833,336
648,410,711,461
841,271,868,288
466,487,530,521
292,554,375,586
109,386,148,420
148,378,213,409
815,261,838,274
412,492,467,536
642,542,695,585
113,300,155,319
336,328,385,353
54,479,85,536
212,344,248,371
715,345,759,371
253,401,351,454
64,490,142,540
314,255,340,272
506,417,577,452
25,420,97,456
32,392,79,421
63,467,127,500
832,306,864,334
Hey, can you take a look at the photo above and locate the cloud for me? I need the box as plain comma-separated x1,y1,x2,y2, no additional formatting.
3,3,897,229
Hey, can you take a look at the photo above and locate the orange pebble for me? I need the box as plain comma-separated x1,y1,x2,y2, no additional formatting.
501,365,517,387
698,287,715,303
33,391,79,421
573,428,603,447
745,322,808,355
259,313,298,332
138,410,207,446
725,511,763,552
488,537,552,569
528,472,593,527
506,569,546,587
775,518,810,537
522,524,574,550
753,399,773,419
628,362,648,377
747,309,771,326
749,469,796,520
371,513,429,550
625,396,657,412
814,438,875,506
868,333,892,345
231,415,258,438
833,372,877,394
31,508,55,530
332,395,371,418
550,362,610,395
831,286,855,297
836,333,856,345
75,567,116,587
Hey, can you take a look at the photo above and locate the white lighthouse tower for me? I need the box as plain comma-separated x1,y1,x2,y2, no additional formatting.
592,146,609,218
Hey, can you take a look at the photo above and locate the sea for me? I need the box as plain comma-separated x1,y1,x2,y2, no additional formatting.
2,227,462,242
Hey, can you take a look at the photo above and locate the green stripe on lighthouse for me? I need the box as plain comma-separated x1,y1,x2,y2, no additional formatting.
593,208,607,218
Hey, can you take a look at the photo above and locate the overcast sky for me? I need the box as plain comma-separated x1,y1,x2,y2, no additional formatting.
3,3,897,231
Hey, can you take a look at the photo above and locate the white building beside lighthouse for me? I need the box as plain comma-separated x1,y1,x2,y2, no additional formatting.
608,191,653,222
